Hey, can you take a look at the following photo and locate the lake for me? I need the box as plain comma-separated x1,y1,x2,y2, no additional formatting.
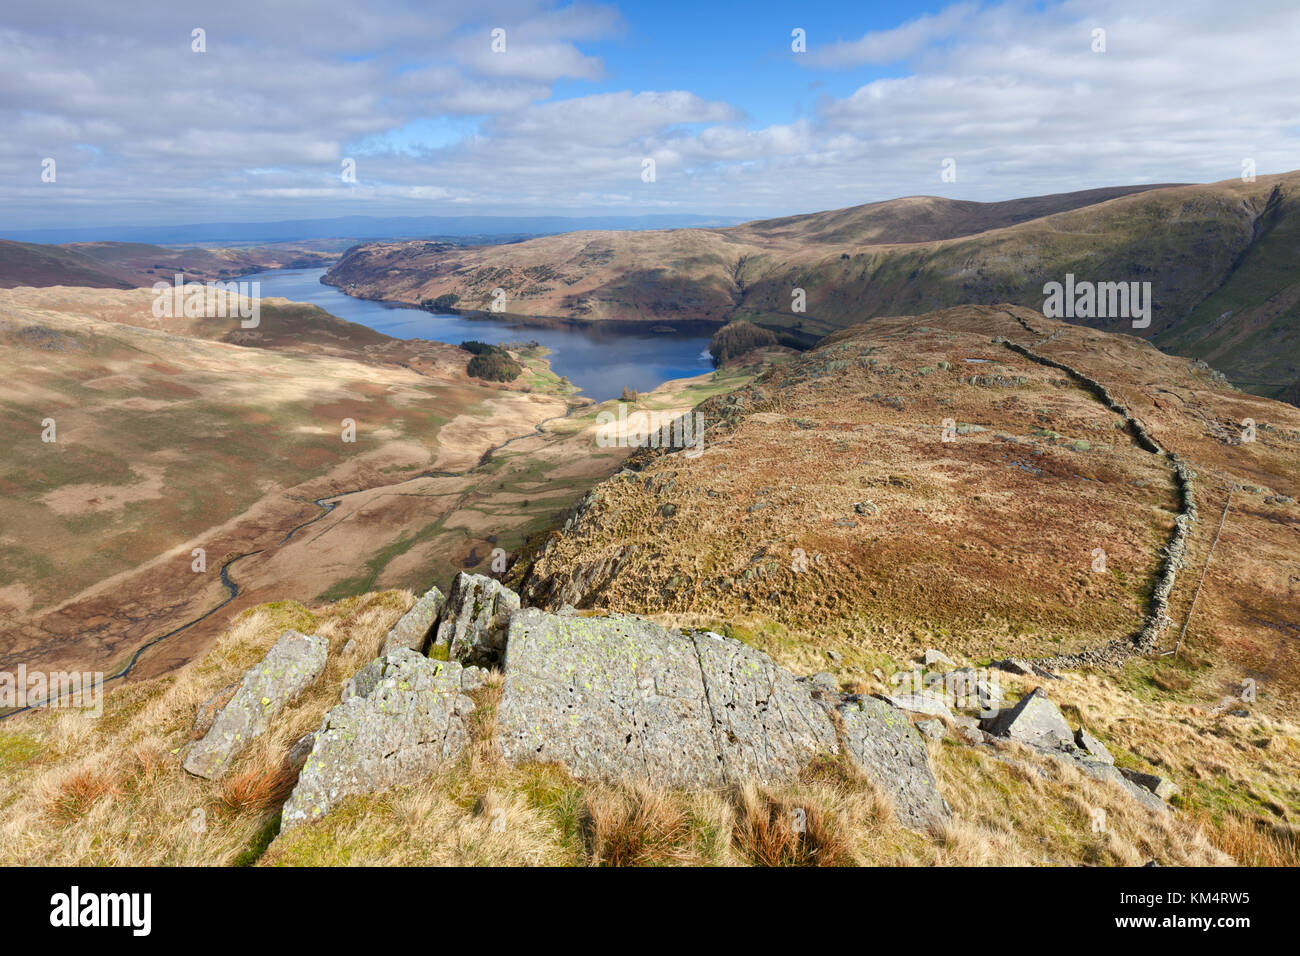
245,267,715,402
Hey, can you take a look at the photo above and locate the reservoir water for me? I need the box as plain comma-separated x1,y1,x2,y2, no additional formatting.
245,267,714,402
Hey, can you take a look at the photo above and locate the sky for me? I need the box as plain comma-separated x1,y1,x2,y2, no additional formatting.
3,0,1298,231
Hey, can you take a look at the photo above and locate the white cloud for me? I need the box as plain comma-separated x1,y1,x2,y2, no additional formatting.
2,0,1299,227
807,2,979,68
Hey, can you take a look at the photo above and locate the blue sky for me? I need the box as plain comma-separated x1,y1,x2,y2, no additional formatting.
550,1,950,124
3,0,1298,231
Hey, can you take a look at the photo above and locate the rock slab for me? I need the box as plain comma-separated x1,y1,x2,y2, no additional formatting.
496,609,948,828
981,687,1073,749
380,585,445,655
184,630,328,779
281,648,474,830
838,695,951,829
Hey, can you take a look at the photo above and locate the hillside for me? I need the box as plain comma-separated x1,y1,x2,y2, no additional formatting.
1,305,1296,869
0,286,753,685
0,239,335,289
323,173,1300,401
518,305,1300,710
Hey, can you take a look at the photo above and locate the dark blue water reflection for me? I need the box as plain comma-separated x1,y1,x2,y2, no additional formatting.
245,267,714,402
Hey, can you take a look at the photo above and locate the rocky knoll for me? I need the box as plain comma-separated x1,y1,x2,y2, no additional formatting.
181,570,1196,845
191,573,950,833
282,648,476,830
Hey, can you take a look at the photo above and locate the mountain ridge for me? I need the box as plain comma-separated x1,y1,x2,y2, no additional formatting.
321,173,1300,402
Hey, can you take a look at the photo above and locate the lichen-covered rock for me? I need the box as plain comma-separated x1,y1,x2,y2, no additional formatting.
380,585,445,655
190,681,239,741
981,687,1073,749
496,609,949,829
497,610,835,787
916,718,946,740
838,696,950,829
281,648,473,830
183,630,328,779
287,732,316,772
430,573,520,665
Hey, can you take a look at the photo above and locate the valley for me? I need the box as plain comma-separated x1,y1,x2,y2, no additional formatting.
0,283,755,693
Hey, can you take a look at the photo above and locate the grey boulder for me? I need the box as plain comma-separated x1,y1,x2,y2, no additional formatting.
992,658,1034,676
981,688,1073,750
183,630,328,780
496,609,949,829
1075,727,1114,764
1119,768,1180,802
916,718,946,740
878,692,954,720
281,648,474,830
838,696,951,829
380,585,445,655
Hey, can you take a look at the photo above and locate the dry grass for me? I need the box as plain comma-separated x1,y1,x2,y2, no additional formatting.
731,781,853,866
581,782,694,866
219,755,300,815
1186,811,1300,867
2,587,1295,866
43,762,124,823
0,589,409,865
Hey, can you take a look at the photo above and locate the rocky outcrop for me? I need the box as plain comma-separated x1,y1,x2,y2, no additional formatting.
496,608,949,829
981,688,1073,749
281,648,476,830
1075,727,1114,764
184,630,328,780
980,686,1171,813
190,681,239,740
497,610,833,786
380,585,445,655
878,693,954,720
431,572,519,666
1120,768,1180,801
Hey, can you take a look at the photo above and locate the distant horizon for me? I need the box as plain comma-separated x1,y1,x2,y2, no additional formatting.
0,211,752,246
1,176,1219,246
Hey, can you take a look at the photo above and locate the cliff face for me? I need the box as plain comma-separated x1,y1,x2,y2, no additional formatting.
321,174,1300,400
519,305,1300,707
